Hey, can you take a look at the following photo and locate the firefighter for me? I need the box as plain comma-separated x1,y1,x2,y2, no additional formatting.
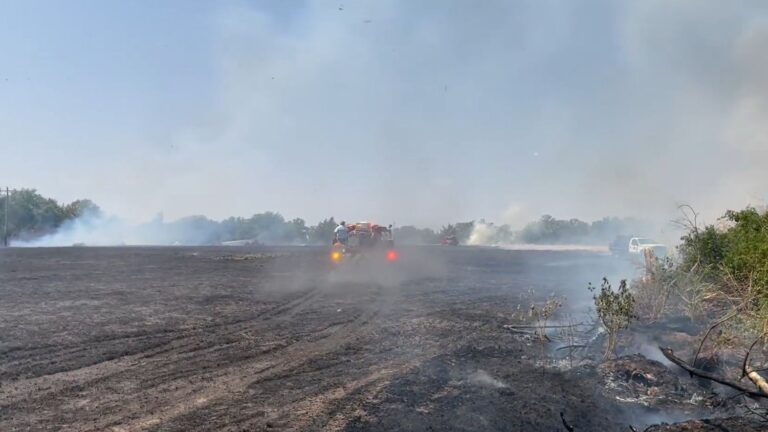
334,221,349,245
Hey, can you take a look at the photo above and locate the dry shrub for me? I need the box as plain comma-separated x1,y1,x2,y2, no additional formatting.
529,295,563,341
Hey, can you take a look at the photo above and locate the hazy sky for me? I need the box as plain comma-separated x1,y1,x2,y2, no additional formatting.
1,1,766,227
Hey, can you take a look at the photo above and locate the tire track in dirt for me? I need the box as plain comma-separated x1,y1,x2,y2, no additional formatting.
98,284,394,432
0,253,322,379
0,282,325,386
272,361,417,432
0,284,333,429
0,281,392,431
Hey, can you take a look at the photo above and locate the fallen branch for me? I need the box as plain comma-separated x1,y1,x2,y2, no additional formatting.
503,324,585,329
503,328,535,335
740,337,759,380
743,404,768,422
740,334,768,394
745,366,768,395
692,311,738,366
560,411,575,431
659,347,768,399
556,344,587,351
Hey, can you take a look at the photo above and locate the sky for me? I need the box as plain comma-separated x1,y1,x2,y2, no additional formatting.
1,0,767,228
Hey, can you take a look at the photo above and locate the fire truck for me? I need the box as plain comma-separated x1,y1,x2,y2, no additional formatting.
331,222,398,264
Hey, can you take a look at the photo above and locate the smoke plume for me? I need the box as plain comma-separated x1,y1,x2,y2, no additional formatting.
1,1,766,226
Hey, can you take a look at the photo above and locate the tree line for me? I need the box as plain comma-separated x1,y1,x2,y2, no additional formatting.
1,189,100,244
2,189,648,246
395,216,649,245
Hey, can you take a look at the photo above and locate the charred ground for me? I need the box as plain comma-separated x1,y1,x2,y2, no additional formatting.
0,247,760,431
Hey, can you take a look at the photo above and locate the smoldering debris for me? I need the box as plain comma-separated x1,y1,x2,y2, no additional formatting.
598,354,722,410
466,370,508,389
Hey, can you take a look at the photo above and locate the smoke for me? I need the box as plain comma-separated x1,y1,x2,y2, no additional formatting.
467,222,496,246
1,1,767,227
12,213,222,247
200,0,768,226
576,1,768,224
467,370,507,389
14,213,129,247
13,212,303,247
464,215,659,248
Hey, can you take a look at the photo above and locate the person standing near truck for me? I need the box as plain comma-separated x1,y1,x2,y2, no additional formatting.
334,221,349,245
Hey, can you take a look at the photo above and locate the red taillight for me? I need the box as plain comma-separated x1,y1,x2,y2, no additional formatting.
386,250,398,262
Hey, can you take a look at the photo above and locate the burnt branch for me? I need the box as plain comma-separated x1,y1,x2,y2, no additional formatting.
741,336,762,380
693,311,737,366
560,411,575,431
503,324,586,329
741,334,768,394
660,347,768,399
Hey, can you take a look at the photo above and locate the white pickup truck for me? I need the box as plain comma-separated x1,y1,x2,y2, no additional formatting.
610,236,667,258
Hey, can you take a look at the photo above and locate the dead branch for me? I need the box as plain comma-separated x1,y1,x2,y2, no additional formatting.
673,204,700,235
555,344,587,351
503,324,585,329
743,404,768,422
742,335,768,394
741,336,763,380
745,366,768,395
693,311,738,365
504,327,535,335
660,347,768,399
560,411,575,431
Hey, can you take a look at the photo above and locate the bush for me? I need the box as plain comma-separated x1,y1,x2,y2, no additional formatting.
633,256,676,323
677,207,768,331
589,278,636,359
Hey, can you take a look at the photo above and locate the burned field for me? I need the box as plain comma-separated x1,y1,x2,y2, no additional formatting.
0,247,763,431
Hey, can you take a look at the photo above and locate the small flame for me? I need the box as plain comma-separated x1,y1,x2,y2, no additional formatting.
331,251,343,262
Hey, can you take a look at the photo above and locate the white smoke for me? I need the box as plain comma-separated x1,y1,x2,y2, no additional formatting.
12,213,225,247
467,222,497,246
467,370,507,389
2,1,767,227
14,214,131,247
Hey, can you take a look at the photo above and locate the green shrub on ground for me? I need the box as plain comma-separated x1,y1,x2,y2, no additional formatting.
589,278,636,359
677,207,768,331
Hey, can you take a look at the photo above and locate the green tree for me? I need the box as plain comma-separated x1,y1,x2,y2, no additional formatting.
439,224,456,238
63,199,102,220
249,211,286,243
721,208,768,300
394,225,439,244
678,225,727,279
286,218,308,244
308,217,337,245
2,189,66,240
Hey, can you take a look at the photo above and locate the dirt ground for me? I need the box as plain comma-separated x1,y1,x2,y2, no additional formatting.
0,246,757,431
